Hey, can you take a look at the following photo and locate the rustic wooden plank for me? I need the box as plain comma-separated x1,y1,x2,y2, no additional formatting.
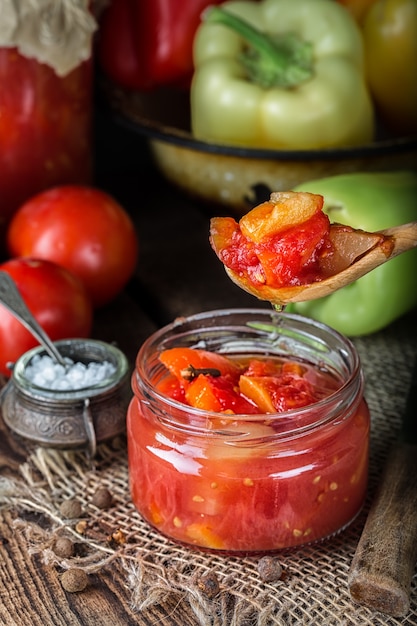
348,442,417,617
0,511,198,626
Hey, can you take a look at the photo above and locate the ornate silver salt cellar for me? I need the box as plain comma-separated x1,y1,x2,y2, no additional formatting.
0,271,130,456
1,339,131,456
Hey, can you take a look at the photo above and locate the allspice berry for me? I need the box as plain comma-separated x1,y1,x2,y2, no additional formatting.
61,568,88,593
197,571,220,599
91,487,113,510
60,498,82,519
53,537,74,559
257,556,283,582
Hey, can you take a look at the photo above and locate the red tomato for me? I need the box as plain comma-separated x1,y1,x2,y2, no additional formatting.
0,258,93,377
7,185,139,307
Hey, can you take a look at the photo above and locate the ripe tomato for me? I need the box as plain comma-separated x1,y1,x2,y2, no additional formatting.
7,185,139,307
0,258,93,377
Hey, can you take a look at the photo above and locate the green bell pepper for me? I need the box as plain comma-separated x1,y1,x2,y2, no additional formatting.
287,171,417,336
191,0,374,150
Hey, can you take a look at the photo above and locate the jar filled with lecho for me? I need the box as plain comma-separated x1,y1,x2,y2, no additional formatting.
127,309,370,554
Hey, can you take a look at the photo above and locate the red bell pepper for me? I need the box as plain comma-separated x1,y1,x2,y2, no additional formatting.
98,0,223,91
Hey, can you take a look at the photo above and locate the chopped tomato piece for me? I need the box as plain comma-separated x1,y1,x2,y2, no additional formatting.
210,191,333,288
158,351,334,414
244,358,284,377
256,212,331,286
156,375,185,403
185,374,258,414
240,374,318,412
239,375,276,413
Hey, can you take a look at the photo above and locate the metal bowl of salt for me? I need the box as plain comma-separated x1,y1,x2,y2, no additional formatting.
1,339,131,456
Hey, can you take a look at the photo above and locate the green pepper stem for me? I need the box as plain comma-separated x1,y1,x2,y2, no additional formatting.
205,6,313,89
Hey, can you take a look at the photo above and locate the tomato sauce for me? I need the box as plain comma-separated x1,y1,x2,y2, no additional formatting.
127,309,370,553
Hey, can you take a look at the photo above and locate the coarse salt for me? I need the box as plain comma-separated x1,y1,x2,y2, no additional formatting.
24,354,117,390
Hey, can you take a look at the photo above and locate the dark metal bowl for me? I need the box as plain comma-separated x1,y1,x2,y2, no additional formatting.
103,82,417,213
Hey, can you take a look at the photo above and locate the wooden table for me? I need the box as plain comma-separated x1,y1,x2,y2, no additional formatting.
1,110,416,626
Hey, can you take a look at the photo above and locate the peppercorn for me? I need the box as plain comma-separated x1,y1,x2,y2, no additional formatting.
60,498,82,519
91,487,113,510
257,556,283,582
61,568,88,593
53,537,74,559
197,571,220,599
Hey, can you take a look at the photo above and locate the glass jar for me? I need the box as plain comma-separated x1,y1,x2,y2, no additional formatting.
127,309,370,554
1,339,130,457
0,49,93,237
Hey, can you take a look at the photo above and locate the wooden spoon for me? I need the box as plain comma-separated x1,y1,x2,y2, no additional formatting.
225,221,417,306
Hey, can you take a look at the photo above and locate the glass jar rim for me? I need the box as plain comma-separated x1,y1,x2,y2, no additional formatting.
134,308,364,440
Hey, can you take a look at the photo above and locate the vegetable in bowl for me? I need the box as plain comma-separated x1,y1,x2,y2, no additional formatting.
191,0,374,150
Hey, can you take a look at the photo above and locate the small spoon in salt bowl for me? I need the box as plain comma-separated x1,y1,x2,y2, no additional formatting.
0,270,68,368
226,221,417,307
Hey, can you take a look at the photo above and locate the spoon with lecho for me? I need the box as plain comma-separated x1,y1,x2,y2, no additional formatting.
210,191,417,308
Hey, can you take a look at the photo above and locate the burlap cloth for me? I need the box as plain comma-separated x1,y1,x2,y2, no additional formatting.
1,314,416,625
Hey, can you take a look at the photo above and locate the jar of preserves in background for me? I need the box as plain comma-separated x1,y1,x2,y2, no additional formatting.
0,0,97,247
127,309,370,554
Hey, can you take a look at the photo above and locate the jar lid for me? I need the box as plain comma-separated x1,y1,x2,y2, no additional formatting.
0,0,97,76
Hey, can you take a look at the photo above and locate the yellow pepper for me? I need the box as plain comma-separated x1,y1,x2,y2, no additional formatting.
362,0,417,134
191,0,374,150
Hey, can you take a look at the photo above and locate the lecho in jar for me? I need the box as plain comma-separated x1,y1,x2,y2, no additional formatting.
127,309,369,553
